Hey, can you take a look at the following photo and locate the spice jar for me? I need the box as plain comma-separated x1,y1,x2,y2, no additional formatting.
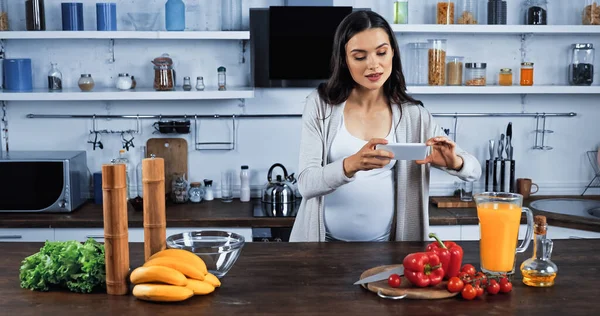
465,63,487,86
183,76,192,91
570,43,594,86
78,74,95,92
446,56,464,86
499,68,513,86
427,39,447,86
196,76,205,91
583,0,600,25
47,62,62,91
520,62,534,86
203,179,214,201
435,0,455,24
218,66,227,91
130,76,137,89
152,53,175,91
171,174,188,204
116,73,133,90
188,182,204,203
457,0,478,24
0,0,9,31
523,0,547,25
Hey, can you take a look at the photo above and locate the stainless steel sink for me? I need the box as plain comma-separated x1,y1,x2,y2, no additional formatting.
529,198,600,219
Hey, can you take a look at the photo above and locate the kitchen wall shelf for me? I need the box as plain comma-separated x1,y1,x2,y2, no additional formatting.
391,24,600,35
0,31,250,40
0,87,255,101
406,86,600,95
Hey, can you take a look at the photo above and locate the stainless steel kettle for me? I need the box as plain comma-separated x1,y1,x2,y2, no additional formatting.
261,163,297,217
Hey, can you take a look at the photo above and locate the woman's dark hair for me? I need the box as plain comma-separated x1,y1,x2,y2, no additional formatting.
318,10,422,107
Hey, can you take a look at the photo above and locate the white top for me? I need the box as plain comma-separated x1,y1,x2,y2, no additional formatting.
324,115,396,242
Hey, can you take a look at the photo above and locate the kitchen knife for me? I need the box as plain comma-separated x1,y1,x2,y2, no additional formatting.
353,266,404,285
506,122,513,160
499,134,506,192
486,140,495,191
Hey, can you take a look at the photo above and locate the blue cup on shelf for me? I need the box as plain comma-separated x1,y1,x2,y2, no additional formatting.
3,59,33,92
62,2,84,31
96,3,117,31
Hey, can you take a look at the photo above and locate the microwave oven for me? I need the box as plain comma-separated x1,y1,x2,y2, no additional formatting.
0,151,90,213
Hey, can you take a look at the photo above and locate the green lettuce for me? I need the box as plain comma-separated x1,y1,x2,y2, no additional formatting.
19,238,106,293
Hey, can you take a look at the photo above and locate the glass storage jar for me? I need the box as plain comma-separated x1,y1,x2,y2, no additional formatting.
25,0,46,31
446,56,464,86
78,74,95,91
47,62,62,91
570,43,594,86
394,0,409,24
116,73,132,90
499,68,513,86
183,76,192,91
188,182,204,203
171,174,189,204
435,0,455,24
583,0,600,25
0,0,9,31
520,62,534,86
488,0,507,25
196,76,205,90
428,39,447,86
406,42,429,85
457,0,478,24
465,63,487,86
523,0,547,25
218,66,227,90
152,54,175,91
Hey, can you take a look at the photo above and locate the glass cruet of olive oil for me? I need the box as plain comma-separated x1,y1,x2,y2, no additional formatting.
520,215,558,287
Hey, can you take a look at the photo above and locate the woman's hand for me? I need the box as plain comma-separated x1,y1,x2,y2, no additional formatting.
343,138,394,178
416,136,464,170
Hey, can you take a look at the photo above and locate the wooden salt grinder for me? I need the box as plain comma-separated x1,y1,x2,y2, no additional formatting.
102,163,130,295
143,156,167,261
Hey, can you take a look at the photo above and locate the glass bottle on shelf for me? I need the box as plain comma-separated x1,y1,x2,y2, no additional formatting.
218,66,227,91
520,215,558,287
0,0,9,31
47,63,62,91
196,76,205,91
25,0,46,31
221,0,242,31
569,43,594,86
165,0,185,31
183,76,192,91
523,0,548,25
394,0,409,24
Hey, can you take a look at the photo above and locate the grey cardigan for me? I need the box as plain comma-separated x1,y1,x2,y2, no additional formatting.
289,90,482,242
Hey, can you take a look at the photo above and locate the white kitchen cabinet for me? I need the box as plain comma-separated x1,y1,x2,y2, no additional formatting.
0,228,54,242
54,228,145,243
546,226,600,240
428,225,461,241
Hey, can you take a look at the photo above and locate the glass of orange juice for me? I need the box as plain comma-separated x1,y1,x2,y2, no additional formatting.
474,192,534,276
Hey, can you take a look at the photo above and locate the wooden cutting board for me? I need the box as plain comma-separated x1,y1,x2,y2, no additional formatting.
146,138,188,194
431,197,476,208
359,264,458,300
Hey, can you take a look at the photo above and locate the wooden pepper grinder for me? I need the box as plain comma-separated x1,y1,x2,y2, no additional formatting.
102,163,130,295
142,155,167,261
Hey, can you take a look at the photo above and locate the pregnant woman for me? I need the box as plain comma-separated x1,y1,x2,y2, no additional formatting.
290,10,481,242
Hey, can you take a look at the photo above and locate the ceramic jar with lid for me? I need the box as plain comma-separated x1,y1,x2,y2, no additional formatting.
78,74,95,92
116,73,132,90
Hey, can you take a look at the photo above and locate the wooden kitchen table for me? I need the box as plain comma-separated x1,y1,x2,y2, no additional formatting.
0,240,597,315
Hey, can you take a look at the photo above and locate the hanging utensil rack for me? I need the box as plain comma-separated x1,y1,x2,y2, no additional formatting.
26,112,577,151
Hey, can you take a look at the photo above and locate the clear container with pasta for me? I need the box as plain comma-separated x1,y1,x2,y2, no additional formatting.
435,0,455,24
428,39,447,86
465,63,487,86
446,56,464,86
458,0,478,24
583,0,600,25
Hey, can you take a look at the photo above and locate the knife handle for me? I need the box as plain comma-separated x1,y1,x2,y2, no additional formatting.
485,159,490,191
509,160,516,193
500,160,506,192
493,159,499,192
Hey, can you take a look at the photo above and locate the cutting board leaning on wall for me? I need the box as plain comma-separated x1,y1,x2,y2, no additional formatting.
146,138,188,195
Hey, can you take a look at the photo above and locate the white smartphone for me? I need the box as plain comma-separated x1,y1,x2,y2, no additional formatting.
375,143,428,161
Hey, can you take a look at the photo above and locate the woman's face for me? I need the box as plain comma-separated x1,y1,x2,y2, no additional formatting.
345,28,394,91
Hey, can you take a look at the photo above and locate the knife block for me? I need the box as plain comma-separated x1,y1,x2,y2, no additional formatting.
485,159,516,193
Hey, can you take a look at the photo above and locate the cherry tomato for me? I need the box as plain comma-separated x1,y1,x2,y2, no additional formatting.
447,277,464,293
461,284,477,300
458,272,471,281
499,277,510,285
475,272,488,286
388,274,401,288
500,280,513,293
461,264,477,276
475,286,484,297
487,279,500,295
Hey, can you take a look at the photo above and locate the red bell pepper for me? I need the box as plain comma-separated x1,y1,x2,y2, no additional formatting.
426,232,464,280
402,252,444,287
